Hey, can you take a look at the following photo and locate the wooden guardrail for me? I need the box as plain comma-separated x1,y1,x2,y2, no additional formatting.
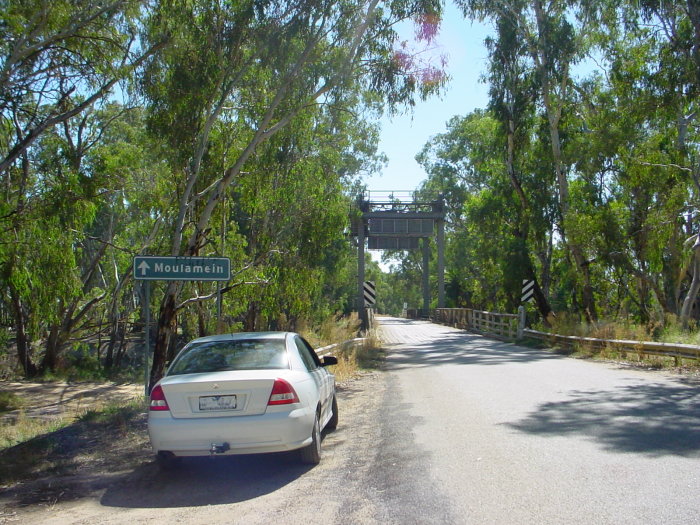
523,329,700,365
430,307,700,364
315,338,366,358
434,308,520,340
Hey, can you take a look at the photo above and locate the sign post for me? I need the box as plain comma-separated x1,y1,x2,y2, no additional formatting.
143,281,150,395
134,256,231,394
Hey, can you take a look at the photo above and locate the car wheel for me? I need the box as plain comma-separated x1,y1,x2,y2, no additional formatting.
300,412,321,465
326,394,338,431
156,451,182,470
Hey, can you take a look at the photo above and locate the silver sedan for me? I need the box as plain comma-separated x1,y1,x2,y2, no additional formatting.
148,332,338,467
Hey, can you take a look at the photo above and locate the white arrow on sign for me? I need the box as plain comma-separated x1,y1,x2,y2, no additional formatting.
137,260,151,276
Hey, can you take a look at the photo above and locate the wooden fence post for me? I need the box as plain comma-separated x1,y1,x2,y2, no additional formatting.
517,306,526,340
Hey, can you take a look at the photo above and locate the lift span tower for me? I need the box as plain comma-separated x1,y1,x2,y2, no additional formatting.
353,192,446,327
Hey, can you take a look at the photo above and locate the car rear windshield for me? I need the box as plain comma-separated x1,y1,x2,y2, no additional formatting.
167,339,289,375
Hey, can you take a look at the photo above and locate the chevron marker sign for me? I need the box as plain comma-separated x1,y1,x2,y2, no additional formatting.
364,281,377,307
521,279,535,303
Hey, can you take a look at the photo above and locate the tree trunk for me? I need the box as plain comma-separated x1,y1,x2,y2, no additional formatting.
506,120,554,324
244,302,259,331
532,0,597,322
9,286,37,377
519,236,554,325
41,325,64,372
575,249,598,323
680,242,700,328
149,283,179,392
104,320,124,370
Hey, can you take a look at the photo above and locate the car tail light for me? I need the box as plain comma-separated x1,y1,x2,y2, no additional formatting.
149,385,170,411
268,378,300,405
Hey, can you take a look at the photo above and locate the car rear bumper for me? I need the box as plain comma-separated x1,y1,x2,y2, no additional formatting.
148,406,314,456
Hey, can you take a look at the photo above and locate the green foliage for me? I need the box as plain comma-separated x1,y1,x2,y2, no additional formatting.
62,345,106,382
0,391,24,412
400,0,700,331
0,0,452,380
6,0,700,380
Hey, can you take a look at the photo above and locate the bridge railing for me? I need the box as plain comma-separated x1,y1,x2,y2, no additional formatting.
430,307,700,364
315,338,367,358
433,308,520,340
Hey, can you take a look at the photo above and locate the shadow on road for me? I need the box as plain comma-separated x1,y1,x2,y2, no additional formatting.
507,379,700,457
380,318,700,458
101,450,315,509
384,330,561,369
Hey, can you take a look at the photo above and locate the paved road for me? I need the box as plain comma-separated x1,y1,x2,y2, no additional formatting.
379,317,700,524
14,317,700,524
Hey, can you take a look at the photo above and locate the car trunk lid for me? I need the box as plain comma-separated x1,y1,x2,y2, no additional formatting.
159,370,279,419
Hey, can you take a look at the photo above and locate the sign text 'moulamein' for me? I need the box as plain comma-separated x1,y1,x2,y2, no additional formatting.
154,262,225,275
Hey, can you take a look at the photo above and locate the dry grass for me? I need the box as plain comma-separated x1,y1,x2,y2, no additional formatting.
1,411,69,450
0,398,145,484
540,313,700,371
331,328,384,383
297,313,386,382
1,389,143,452
0,391,24,412
301,313,362,349
545,312,700,344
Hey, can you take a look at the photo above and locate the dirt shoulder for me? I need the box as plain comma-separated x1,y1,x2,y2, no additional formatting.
0,374,375,524
0,380,149,522
1,381,144,423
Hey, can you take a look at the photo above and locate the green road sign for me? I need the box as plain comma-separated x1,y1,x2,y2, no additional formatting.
134,256,231,281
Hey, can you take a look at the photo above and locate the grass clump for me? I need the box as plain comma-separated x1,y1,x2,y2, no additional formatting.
78,399,144,433
301,313,362,349
331,328,384,383
1,412,68,451
0,391,25,412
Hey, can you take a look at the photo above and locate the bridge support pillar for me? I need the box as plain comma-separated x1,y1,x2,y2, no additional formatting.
437,216,445,308
422,237,430,317
358,215,369,331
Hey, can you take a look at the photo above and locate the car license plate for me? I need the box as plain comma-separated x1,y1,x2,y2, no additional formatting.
199,395,237,411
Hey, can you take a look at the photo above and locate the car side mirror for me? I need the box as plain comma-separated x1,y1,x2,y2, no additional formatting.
320,356,338,366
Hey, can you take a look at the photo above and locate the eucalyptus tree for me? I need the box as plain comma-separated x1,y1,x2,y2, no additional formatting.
0,0,166,175
580,0,700,324
0,101,167,376
226,103,378,332
458,0,596,320
417,109,554,314
0,0,168,375
635,0,700,326
141,0,445,388
483,9,556,320
1,107,110,376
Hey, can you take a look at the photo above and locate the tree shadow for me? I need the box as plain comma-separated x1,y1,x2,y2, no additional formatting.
0,406,146,489
506,379,700,457
384,331,562,369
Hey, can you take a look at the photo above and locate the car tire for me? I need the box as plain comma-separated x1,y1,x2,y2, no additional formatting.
300,412,321,465
326,394,338,431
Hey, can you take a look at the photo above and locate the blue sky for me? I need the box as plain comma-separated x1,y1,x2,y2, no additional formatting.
365,4,493,194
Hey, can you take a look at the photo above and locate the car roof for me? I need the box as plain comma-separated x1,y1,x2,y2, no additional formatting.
186,331,293,345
